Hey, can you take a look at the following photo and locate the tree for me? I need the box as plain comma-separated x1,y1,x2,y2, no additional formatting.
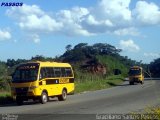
31,55,46,61
61,43,123,63
6,59,27,68
149,58,160,77
93,43,121,55
6,59,16,67
0,61,8,90
65,44,72,51
74,43,88,49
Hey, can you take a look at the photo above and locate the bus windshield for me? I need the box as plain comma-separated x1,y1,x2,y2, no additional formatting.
129,68,141,76
12,63,39,83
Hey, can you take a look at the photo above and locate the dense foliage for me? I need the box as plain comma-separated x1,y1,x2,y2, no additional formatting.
60,43,122,63
149,58,160,77
0,61,9,90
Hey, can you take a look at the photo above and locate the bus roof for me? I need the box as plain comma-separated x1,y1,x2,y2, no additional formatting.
25,61,72,67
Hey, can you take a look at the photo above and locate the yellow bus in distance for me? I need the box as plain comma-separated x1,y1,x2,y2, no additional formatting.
128,66,144,85
11,61,74,105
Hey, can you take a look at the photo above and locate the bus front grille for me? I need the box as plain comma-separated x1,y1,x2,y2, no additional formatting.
15,87,28,95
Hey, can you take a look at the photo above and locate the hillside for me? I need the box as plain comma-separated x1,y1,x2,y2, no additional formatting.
59,43,144,78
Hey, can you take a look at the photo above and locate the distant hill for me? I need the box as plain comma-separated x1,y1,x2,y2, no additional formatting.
59,43,146,77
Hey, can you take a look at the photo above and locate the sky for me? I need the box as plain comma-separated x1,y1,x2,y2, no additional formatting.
0,0,160,63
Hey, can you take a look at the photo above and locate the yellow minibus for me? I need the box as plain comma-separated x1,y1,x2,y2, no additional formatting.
128,66,144,85
11,61,74,105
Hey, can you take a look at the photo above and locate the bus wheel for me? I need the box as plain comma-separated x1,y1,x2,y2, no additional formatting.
58,89,67,101
40,92,48,104
129,81,134,85
140,81,144,84
16,96,23,105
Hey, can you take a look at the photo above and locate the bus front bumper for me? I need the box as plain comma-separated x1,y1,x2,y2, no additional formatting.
129,77,143,83
11,87,40,97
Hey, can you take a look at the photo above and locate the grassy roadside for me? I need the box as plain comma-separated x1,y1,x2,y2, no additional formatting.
143,107,160,120
0,91,13,105
0,75,124,105
0,91,11,97
133,106,160,120
75,75,124,93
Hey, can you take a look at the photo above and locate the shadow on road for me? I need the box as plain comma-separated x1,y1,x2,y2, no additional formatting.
107,81,130,87
107,78,143,87
116,83,130,86
116,78,160,86
0,99,58,107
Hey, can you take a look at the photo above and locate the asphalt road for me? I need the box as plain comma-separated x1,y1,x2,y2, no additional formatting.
0,79,160,120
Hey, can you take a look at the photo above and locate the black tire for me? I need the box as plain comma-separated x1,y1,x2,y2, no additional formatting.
16,96,23,105
58,89,67,101
129,81,134,85
33,98,39,102
140,81,144,84
40,92,48,104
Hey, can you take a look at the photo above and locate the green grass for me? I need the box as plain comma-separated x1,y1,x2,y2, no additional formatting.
96,55,129,76
0,91,13,105
139,106,160,120
75,75,124,93
132,106,160,120
0,91,11,97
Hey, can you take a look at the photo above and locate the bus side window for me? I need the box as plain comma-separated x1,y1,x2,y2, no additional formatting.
61,68,66,77
47,68,54,78
65,68,72,77
54,68,61,77
40,67,55,79
40,68,46,80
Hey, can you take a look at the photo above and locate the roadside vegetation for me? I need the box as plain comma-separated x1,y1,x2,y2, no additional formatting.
75,75,124,93
0,91,13,105
143,107,160,120
132,106,160,120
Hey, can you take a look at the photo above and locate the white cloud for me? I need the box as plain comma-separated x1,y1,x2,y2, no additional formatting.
6,4,93,37
56,7,92,36
6,4,45,18
120,39,140,52
114,27,139,36
81,16,114,34
0,29,11,41
5,0,160,42
81,0,132,34
5,1,133,37
19,14,62,32
98,0,131,21
29,34,40,43
133,1,160,25
57,7,89,22
144,52,160,58
6,4,63,33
